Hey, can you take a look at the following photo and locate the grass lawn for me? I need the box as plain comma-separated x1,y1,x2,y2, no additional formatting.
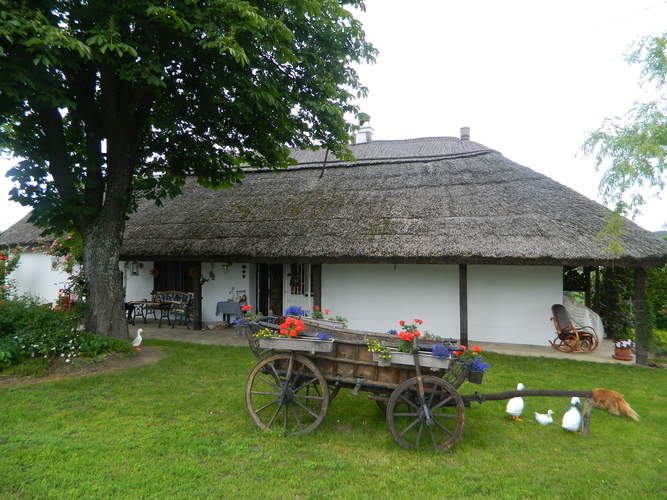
2,340,666,499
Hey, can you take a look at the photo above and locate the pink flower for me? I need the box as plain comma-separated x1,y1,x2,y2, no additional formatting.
323,309,330,315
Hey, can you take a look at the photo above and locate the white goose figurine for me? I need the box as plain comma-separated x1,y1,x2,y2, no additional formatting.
505,383,525,421
534,409,554,425
562,397,581,432
132,328,143,351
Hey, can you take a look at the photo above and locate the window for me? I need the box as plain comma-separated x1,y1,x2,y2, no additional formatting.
289,263,308,295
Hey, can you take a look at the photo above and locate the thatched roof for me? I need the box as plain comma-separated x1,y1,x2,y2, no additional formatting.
0,214,44,248
2,136,666,266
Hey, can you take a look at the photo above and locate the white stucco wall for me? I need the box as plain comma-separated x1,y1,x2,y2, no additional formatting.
201,262,250,322
321,264,461,338
468,265,563,345
320,263,562,346
122,261,154,301
9,252,72,304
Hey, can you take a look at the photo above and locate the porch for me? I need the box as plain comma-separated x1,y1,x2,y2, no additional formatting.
137,324,633,365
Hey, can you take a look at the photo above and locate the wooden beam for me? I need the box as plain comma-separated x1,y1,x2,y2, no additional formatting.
193,262,202,330
583,266,592,308
459,264,468,347
461,389,593,403
634,267,648,366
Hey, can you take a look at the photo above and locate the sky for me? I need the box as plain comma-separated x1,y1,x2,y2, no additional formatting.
1,0,665,232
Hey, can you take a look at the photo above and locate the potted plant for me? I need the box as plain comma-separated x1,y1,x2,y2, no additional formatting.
366,339,392,366
454,345,491,384
387,319,452,369
257,317,334,354
613,339,634,361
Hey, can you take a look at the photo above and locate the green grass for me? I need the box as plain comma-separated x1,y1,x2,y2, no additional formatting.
2,340,666,499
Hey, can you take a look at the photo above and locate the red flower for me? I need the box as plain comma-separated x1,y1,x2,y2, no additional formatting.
0,254,7,261
414,319,423,325
241,304,252,312
414,330,421,337
472,345,481,353
323,309,330,315
399,320,405,326
312,305,320,311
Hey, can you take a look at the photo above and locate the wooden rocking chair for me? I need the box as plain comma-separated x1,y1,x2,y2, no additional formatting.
549,304,599,353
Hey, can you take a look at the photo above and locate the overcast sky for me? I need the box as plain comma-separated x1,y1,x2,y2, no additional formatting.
1,0,665,232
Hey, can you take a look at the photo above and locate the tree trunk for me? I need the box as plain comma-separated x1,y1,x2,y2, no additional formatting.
82,216,129,340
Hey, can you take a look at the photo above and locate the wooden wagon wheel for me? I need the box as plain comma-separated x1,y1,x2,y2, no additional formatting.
245,353,329,436
386,376,465,452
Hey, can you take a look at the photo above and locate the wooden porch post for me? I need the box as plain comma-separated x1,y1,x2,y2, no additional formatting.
633,267,648,366
459,264,468,348
583,266,592,308
193,262,202,330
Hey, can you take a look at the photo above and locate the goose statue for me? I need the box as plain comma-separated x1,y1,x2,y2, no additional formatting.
562,397,581,432
534,409,554,425
132,328,143,351
505,383,525,421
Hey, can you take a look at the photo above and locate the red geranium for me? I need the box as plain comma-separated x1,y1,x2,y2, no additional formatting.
0,254,7,261
312,305,320,311
323,309,330,315
279,317,305,338
414,318,423,325
399,320,405,326
241,304,252,313
472,345,481,353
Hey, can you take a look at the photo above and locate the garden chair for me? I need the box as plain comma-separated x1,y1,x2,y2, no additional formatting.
170,292,194,329
549,303,599,353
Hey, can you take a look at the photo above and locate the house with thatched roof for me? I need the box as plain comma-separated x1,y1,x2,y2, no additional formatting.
2,128,666,346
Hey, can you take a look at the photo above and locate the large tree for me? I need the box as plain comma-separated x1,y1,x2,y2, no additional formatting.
583,32,666,218
0,0,375,339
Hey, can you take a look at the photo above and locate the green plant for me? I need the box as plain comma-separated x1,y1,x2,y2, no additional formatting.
333,315,347,327
0,246,22,300
365,339,391,360
653,329,667,355
253,328,275,339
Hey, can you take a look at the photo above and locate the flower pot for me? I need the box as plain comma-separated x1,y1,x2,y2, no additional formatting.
468,370,484,384
613,347,633,361
373,350,450,370
258,336,334,354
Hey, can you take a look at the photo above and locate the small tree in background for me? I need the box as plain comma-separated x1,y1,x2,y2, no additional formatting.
0,1,376,339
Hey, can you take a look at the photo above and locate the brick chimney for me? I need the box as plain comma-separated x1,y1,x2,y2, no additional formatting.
460,127,470,141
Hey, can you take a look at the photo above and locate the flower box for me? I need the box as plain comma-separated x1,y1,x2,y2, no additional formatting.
301,317,347,330
372,350,451,370
258,336,335,354
468,370,484,384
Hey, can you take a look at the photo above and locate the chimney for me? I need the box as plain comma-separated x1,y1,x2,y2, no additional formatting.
356,119,374,144
460,126,470,141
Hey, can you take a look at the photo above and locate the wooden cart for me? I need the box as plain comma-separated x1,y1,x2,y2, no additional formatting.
244,319,478,452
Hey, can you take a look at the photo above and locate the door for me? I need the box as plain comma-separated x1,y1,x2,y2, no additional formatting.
268,264,283,316
283,263,313,314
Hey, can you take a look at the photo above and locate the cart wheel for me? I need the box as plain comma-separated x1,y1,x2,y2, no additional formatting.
443,360,468,388
245,353,329,436
387,376,465,451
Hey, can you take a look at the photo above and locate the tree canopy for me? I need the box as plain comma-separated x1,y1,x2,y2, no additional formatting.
0,0,376,231
0,0,375,338
583,33,666,219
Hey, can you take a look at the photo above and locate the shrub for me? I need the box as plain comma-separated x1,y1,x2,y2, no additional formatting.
0,296,129,370
654,329,667,355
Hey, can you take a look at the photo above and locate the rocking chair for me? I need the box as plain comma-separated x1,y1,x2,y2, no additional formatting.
549,304,599,353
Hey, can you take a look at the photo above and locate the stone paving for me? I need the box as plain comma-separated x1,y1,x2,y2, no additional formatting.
133,321,637,365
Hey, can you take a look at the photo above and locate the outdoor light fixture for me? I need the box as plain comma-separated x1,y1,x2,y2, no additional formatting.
131,261,139,276
221,262,232,271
